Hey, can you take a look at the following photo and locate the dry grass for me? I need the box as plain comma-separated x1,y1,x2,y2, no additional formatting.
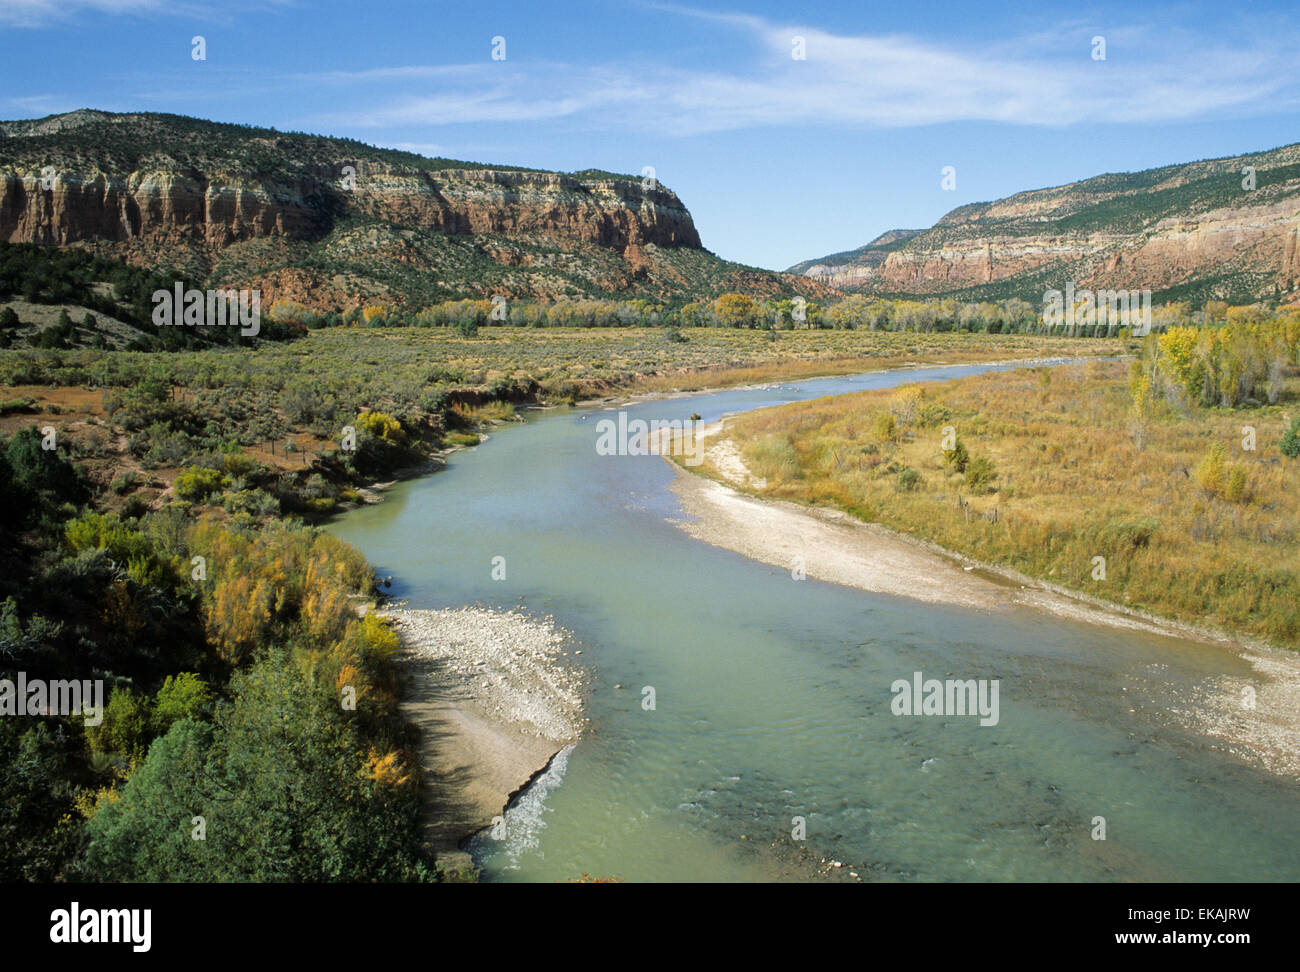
714,359,1300,648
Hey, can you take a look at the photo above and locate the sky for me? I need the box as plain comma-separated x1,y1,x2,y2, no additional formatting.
1,0,1298,271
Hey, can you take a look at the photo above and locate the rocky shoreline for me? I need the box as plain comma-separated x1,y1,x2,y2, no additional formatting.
380,606,590,872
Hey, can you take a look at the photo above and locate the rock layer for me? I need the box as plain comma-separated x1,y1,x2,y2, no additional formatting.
793,142,1300,302
0,110,746,305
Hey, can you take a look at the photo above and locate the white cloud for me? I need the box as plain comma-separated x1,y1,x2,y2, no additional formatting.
311,10,1298,134
8,3,1294,138
0,0,288,28
0,1,160,27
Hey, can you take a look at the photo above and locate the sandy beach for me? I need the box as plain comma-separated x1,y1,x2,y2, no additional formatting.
668,423,1300,780
380,606,589,870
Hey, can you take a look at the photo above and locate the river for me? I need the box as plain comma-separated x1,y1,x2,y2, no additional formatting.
329,361,1300,882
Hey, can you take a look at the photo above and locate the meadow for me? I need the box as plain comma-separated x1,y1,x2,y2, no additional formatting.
707,341,1300,648
0,326,1118,519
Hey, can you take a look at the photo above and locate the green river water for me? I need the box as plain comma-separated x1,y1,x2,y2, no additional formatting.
329,362,1300,882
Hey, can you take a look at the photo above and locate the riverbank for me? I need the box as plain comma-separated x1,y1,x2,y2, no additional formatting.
379,606,590,872
327,353,1106,514
668,431,1300,780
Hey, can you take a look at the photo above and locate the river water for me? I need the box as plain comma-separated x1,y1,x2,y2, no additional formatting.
329,362,1300,882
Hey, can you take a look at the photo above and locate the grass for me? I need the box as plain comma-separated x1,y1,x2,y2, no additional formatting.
706,359,1300,648
0,326,1118,524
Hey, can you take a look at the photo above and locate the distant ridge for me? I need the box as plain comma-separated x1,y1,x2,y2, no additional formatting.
789,142,1300,303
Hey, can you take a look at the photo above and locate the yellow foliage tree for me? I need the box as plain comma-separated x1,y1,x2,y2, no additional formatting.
713,293,758,328
355,410,406,445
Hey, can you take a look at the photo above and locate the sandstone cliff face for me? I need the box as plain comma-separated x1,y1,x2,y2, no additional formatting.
0,170,322,247
0,161,700,253
867,194,1300,295
0,110,719,308
797,143,1300,301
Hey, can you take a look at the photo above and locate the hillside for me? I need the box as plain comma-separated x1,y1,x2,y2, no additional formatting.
0,110,833,309
791,142,1300,304
786,229,924,285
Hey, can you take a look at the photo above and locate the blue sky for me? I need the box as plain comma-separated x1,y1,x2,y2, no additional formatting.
2,0,1298,270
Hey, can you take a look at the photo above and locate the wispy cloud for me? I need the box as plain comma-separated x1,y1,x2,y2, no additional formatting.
6,3,1294,137
0,0,289,28
309,8,1297,134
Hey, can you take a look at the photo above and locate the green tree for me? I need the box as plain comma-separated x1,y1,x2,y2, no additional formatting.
153,673,214,735
203,655,418,880
1281,414,1300,459
0,719,86,881
83,718,215,881
87,684,153,765
944,438,971,474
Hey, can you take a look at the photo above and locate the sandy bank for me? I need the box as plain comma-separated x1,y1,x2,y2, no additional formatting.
668,425,1300,780
380,606,589,865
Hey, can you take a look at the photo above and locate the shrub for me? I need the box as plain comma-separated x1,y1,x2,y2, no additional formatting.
918,402,951,427
121,495,149,520
873,412,896,442
172,467,227,502
1195,443,1227,496
1281,415,1300,459
221,451,260,478
63,510,175,588
220,488,280,517
152,673,214,735
964,455,999,494
355,410,406,445
1224,466,1248,503
87,685,153,765
889,387,923,428
0,396,36,415
896,467,921,491
343,613,401,666
944,438,970,474
110,471,140,495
